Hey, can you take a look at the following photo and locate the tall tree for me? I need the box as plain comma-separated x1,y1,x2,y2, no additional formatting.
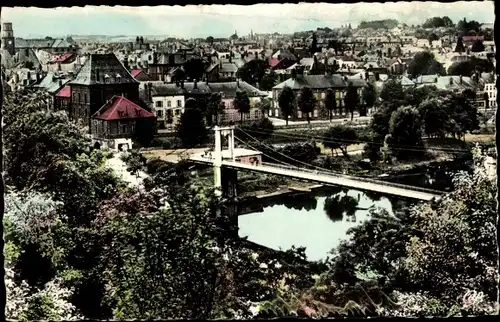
233,90,251,123
361,82,377,116
278,86,296,126
323,125,358,157
323,89,337,122
471,40,485,52
447,57,494,77
388,106,425,160
454,36,465,53
207,92,225,126
297,86,316,125
176,98,208,147
183,57,206,81
417,98,449,138
237,59,268,87
310,33,318,55
407,51,445,77
344,82,359,121
259,71,279,91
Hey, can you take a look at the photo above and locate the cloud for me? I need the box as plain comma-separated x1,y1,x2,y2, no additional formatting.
1,2,494,38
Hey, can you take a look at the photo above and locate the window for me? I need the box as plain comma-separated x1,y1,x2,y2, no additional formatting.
84,94,88,104
122,124,127,133
77,93,81,102
175,109,180,116
157,110,163,118
254,110,260,119
177,100,182,107
167,100,172,107
155,101,163,108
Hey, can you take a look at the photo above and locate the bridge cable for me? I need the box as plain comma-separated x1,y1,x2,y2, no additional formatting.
237,128,348,175
241,127,473,154
236,129,445,195
233,136,301,169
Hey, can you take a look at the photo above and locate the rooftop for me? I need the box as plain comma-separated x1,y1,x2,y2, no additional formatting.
69,53,138,86
92,95,156,121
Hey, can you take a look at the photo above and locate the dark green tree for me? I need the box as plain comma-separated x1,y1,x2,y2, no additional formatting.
323,125,358,157
237,59,268,87
259,71,279,91
407,51,445,77
471,40,485,52
388,106,425,160
176,98,208,148
344,82,359,121
278,86,296,126
297,86,316,125
183,57,206,81
447,57,494,77
323,88,337,122
233,90,251,123
361,82,377,115
207,92,225,125
417,98,449,138
454,36,465,53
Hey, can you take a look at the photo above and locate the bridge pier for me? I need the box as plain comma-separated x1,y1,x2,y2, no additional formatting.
213,125,236,198
222,167,238,199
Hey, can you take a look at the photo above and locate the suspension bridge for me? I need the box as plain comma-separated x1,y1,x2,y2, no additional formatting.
159,126,446,202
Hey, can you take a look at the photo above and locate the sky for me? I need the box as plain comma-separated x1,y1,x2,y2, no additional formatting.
1,2,495,39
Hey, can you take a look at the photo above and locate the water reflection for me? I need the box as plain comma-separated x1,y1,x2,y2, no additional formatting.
323,194,360,222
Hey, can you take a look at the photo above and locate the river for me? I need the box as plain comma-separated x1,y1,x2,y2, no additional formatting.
237,164,467,262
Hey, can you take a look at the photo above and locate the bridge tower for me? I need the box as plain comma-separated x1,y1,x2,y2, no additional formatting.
213,125,238,198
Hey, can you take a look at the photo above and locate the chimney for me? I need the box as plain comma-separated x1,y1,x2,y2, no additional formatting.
153,52,158,65
180,80,184,89
459,75,463,84
36,71,41,82
59,79,62,87
194,80,198,89
449,77,453,85
27,71,31,82
236,78,240,87
291,68,297,80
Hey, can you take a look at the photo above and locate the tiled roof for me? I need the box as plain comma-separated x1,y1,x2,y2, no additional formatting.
33,72,72,94
51,53,75,63
14,48,41,67
92,95,156,121
435,76,477,91
149,80,266,98
414,74,439,84
69,54,138,86
273,74,358,90
220,63,238,73
56,85,71,98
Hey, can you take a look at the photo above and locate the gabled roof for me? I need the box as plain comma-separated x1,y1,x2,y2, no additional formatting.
273,74,351,90
14,48,41,67
32,72,72,94
149,80,266,98
69,53,138,86
92,95,155,121
56,85,71,98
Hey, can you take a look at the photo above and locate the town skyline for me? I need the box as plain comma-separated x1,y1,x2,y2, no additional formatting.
2,2,495,39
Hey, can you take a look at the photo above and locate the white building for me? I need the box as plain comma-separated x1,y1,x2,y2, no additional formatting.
485,81,497,109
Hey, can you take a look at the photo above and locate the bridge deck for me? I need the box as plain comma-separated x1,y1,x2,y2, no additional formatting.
189,155,442,201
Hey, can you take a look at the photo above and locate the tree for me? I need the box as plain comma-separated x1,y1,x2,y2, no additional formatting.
447,57,494,77
454,36,465,53
259,71,279,91
344,82,359,121
255,97,272,117
297,86,316,125
323,125,358,157
239,117,275,141
471,40,485,52
183,57,205,81
278,86,296,126
206,36,214,45
407,52,445,77
323,89,337,122
388,106,425,160
361,82,377,115
233,90,251,123
237,59,267,87
310,33,318,55
417,98,449,138
176,98,208,148
206,92,225,125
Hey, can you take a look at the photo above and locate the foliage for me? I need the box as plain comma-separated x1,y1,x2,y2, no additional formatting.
417,98,448,138
238,118,275,141
323,125,358,157
233,90,251,123
297,86,316,125
278,86,296,126
323,194,359,222
361,82,377,112
388,106,425,160
259,71,279,91
344,82,359,121
358,19,399,29
456,18,481,36
322,88,337,121
407,52,445,77
447,57,494,77
183,57,206,81
176,99,208,148
379,78,405,105
422,16,454,28
120,150,147,177
237,59,268,87
454,37,465,53
206,92,225,126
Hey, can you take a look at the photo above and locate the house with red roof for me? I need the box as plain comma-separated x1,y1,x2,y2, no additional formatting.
54,85,71,112
130,68,152,81
91,95,156,150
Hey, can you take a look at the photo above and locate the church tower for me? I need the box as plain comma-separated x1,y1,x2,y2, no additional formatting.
1,22,16,56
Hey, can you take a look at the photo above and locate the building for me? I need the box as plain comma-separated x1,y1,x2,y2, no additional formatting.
271,66,366,120
484,81,497,109
1,22,15,56
91,95,156,151
15,37,76,55
54,85,71,112
68,53,140,127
